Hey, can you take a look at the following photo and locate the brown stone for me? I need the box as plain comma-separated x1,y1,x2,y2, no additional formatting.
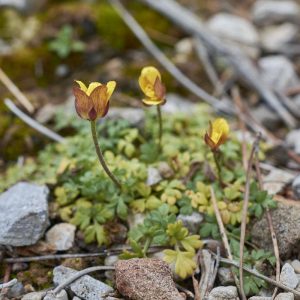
115,258,185,300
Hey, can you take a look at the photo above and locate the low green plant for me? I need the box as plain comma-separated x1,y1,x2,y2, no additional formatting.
48,25,85,58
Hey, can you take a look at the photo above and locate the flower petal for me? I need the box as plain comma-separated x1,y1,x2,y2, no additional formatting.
73,86,93,120
75,80,87,92
139,66,161,98
106,81,116,99
86,82,102,96
142,97,165,106
154,77,166,100
90,85,109,118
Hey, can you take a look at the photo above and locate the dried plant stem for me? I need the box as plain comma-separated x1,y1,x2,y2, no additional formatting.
209,186,241,295
213,255,300,297
0,68,34,113
90,120,122,189
239,133,261,300
156,105,163,151
254,155,280,300
52,266,115,295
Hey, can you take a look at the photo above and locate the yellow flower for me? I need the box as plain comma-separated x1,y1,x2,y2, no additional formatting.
138,66,166,105
204,118,229,151
73,80,116,121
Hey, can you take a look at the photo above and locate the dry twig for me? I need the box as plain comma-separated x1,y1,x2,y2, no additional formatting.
214,255,300,297
4,98,65,143
239,133,261,300
254,155,280,300
0,67,34,113
209,186,241,295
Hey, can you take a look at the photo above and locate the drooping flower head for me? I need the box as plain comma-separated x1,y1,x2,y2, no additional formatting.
138,66,166,105
204,118,229,151
73,80,116,121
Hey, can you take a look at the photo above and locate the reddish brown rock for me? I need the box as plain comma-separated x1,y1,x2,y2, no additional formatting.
115,258,185,300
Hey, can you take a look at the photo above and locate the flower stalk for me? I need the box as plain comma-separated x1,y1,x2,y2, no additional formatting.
90,120,122,190
157,105,163,150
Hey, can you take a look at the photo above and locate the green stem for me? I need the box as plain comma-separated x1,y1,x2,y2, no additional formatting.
213,151,222,186
142,237,152,257
156,105,163,151
90,120,122,190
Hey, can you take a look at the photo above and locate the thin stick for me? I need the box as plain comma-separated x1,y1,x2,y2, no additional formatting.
214,255,300,297
156,105,162,151
232,87,247,171
52,266,115,295
90,120,122,189
209,186,241,294
0,279,17,290
0,68,34,113
4,98,65,143
194,38,224,96
239,133,261,300
254,155,280,300
108,0,233,115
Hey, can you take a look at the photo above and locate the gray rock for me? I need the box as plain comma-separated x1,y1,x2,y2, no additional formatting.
249,297,271,300
162,94,197,114
292,260,300,273
263,168,294,195
252,0,300,25
260,23,297,52
174,38,194,63
251,202,300,259
46,223,76,251
73,297,81,300
207,13,259,58
7,282,25,298
251,105,281,130
0,182,49,246
44,290,68,300
259,55,299,92
146,167,162,186
107,107,145,126
0,0,47,12
53,266,113,300
22,291,46,300
104,255,119,281
217,267,234,285
292,175,300,199
177,212,204,234
286,129,300,155
275,292,294,300
208,286,238,300
280,263,299,288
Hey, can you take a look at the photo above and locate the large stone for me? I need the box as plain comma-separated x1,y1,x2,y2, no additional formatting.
162,94,197,114
291,260,300,273
45,223,76,251
275,292,294,300
0,182,49,246
286,129,300,155
258,55,299,92
115,258,184,300
107,107,145,127
207,13,259,57
251,202,300,259
53,266,113,300
263,168,294,195
252,0,300,25
208,286,238,300
177,212,204,234
44,290,68,300
217,267,234,285
22,291,46,300
260,23,297,52
280,263,299,288
249,297,271,300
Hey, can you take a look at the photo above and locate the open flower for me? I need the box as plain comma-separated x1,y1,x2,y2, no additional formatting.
138,66,166,105
204,118,229,151
73,80,116,121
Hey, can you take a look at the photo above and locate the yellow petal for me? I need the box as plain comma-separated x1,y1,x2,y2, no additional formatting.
75,80,87,92
86,82,102,96
106,81,116,99
139,66,161,98
142,98,165,106
210,118,229,144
